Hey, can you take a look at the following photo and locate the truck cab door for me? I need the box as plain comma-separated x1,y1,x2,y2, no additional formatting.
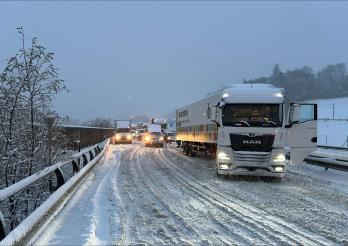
286,103,317,165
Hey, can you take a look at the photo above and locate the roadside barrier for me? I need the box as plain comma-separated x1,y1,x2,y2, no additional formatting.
304,152,348,172
0,139,109,244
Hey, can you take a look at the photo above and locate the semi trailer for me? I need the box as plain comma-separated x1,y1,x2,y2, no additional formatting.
176,84,317,178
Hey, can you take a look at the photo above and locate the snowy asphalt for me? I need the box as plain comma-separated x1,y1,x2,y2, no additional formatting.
34,143,348,245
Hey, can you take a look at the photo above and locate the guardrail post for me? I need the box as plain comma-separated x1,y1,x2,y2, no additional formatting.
0,211,5,241
72,160,80,173
89,151,94,161
94,146,100,155
55,168,65,189
82,154,88,167
49,168,65,192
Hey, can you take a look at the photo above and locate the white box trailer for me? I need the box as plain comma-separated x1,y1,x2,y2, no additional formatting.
176,84,317,178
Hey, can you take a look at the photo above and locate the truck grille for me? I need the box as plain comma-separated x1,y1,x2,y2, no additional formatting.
230,134,274,152
233,151,271,166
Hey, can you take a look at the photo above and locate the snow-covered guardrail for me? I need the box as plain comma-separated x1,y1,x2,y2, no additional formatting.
0,139,109,244
304,153,348,172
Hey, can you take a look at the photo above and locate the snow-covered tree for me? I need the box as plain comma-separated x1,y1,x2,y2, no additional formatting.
0,28,68,229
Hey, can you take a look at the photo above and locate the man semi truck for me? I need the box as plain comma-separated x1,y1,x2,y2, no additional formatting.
111,120,132,144
176,84,317,178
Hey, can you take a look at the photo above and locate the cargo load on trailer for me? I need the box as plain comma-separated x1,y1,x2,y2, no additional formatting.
176,84,317,179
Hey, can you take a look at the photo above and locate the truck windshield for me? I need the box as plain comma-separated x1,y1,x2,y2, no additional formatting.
149,132,161,136
222,104,282,127
116,128,130,133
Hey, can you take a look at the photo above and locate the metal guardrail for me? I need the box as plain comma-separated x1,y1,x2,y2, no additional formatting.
317,145,348,151
304,154,348,172
0,140,108,242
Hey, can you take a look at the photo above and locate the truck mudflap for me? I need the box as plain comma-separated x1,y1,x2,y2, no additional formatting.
217,167,284,178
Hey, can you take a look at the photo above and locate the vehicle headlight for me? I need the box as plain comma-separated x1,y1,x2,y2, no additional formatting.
127,135,131,139
219,164,229,169
145,136,150,141
273,153,286,162
168,137,171,140
274,166,284,172
116,135,121,140
217,151,230,161
159,136,164,141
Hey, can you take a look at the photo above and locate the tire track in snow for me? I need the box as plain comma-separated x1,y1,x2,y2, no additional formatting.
165,145,348,244
153,150,284,245
157,148,335,245
148,148,270,245
134,147,233,245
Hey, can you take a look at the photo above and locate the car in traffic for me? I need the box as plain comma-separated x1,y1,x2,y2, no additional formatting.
164,132,176,143
144,132,164,147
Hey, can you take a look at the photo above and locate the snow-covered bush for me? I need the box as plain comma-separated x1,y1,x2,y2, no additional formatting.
0,28,67,231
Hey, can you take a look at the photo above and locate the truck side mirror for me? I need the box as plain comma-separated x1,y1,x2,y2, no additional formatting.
207,106,220,127
288,103,301,125
286,103,317,128
207,106,215,120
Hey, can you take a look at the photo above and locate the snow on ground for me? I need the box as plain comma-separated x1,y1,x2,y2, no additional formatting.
33,143,348,245
317,97,348,148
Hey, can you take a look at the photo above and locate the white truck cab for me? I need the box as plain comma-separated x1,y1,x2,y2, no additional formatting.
112,120,132,144
176,84,317,178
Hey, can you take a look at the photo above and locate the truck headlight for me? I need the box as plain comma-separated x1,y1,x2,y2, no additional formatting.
145,136,150,141
116,135,121,140
159,136,164,141
273,153,286,162
219,164,229,169
127,135,131,139
217,151,230,161
168,137,171,140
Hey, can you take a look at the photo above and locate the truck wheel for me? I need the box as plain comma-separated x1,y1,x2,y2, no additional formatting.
185,144,190,156
188,144,194,157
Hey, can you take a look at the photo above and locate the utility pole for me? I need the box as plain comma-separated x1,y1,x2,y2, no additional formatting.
47,117,55,166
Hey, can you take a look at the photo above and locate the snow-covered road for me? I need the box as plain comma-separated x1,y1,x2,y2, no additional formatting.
35,143,348,245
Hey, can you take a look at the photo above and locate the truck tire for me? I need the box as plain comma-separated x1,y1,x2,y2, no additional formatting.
185,143,190,156
188,144,194,157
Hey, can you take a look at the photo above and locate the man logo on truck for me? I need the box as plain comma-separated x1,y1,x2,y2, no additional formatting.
242,139,262,145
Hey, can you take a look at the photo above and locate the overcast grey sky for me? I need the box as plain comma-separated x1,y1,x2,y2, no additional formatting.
1,2,348,121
